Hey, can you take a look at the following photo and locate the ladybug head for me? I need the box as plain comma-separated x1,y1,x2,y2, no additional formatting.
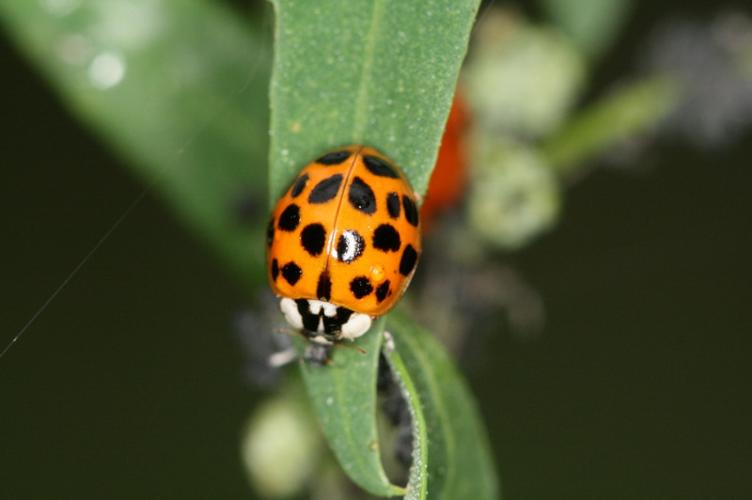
279,298,372,343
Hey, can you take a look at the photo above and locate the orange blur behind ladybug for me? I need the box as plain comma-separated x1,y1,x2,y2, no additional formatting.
266,145,421,342
421,93,469,230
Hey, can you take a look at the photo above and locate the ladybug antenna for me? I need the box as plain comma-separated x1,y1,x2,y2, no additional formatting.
272,326,300,338
333,341,367,355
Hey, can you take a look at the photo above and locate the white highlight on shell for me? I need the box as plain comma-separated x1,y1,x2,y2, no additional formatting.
339,230,359,262
279,298,303,330
88,51,125,89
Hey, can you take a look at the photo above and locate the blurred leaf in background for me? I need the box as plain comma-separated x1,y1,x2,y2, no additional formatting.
241,386,322,498
463,10,586,138
459,7,681,251
1,0,272,288
468,135,560,250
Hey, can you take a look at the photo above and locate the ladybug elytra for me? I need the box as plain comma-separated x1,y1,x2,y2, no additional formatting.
267,145,421,344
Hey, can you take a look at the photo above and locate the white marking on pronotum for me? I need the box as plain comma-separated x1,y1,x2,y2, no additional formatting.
340,313,372,340
278,298,371,340
321,302,337,317
307,299,323,315
279,298,303,330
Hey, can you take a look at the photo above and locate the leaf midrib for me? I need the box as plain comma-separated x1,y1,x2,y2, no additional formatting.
336,358,391,490
352,0,385,142
326,324,404,497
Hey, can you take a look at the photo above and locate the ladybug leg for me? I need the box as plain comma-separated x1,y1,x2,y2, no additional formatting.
268,347,297,368
267,334,335,367
332,342,367,355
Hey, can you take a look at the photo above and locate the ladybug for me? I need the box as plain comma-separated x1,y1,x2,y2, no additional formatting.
266,145,421,344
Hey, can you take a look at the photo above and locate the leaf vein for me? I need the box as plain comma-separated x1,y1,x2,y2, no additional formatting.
352,0,385,141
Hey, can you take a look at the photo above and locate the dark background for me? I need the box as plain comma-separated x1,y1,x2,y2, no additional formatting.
2,1,751,498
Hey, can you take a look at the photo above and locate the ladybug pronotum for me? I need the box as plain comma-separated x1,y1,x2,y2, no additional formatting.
266,145,421,344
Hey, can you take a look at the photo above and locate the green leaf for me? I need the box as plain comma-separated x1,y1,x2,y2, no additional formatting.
543,75,680,178
0,0,272,288
268,0,481,201
299,313,499,499
381,338,429,499
385,313,499,500
299,318,405,498
273,2,489,496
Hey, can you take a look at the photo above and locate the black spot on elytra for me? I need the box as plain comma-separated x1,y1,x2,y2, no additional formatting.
375,280,391,303
348,177,376,214
402,195,419,227
336,229,365,263
399,245,418,276
363,155,399,178
281,261,302,285
316,150,351,165
373,224,401,252
266,217,275,247
300,223,326,256
278,204,300,231
290,173,309,198
316,271,332,301
308,174,343,204
350,276,373,298
386,192,401,219
271,258,279,281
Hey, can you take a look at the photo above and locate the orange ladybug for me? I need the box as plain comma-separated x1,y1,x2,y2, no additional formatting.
267,145,421,343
